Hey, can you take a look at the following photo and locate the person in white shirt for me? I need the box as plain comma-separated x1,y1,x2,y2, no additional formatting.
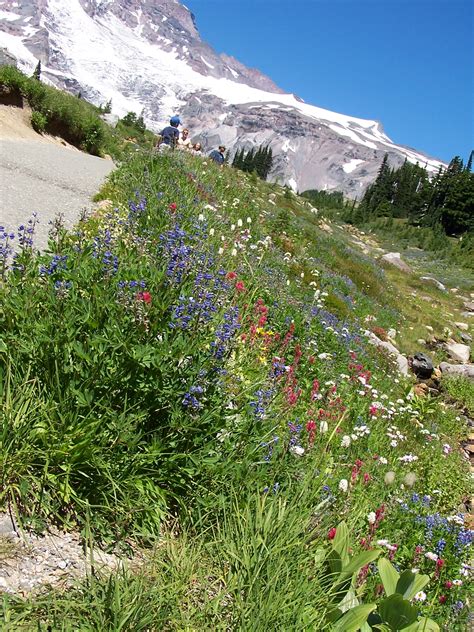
177,128,192,150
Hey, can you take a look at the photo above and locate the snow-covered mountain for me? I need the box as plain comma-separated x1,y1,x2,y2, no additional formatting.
0,0,445,195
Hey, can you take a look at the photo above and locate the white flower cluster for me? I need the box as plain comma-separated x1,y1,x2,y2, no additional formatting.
377,539,398,552
398,454,419,463
386,425,407,448
350,424,370,442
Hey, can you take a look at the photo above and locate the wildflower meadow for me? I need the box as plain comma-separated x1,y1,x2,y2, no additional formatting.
0,149,472,630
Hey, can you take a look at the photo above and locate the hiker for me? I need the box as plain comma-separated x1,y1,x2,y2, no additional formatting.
177,128,192,151
191,142,203,155
209,145,226,166
158,115,180,151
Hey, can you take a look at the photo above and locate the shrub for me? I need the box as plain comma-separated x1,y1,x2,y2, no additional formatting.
30,110,47,133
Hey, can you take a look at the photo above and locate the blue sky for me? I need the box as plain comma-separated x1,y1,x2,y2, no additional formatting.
185,0,473,163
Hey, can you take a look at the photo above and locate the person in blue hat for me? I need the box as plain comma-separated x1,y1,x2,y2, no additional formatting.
158,116,181,150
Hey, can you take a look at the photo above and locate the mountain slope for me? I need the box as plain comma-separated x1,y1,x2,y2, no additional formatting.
0,0,445,195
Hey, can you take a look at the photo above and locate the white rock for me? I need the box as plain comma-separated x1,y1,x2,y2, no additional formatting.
446,343,471,364
420,276,446,291
396,355,409,375
455,322,469,331
387,328,397,339
439,362,474,380
381,252,412,273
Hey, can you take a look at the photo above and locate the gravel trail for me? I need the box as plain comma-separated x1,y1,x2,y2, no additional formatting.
0,138,115,250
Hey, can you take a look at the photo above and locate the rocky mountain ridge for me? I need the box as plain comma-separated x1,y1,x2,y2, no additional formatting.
0,0,446,195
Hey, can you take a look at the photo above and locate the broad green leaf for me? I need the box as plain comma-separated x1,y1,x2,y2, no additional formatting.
402,617,440,631
327,548,343,576
402,573,430,601
342,549,381,577
378,557,400,596
379,594,418,630
332,521,350,564
0,338,7,353
326,608,343,623
396,569,416,597
339,587,359,613
332,604,377,631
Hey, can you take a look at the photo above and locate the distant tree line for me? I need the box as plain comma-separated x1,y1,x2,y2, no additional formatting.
232,145,273,180
301,189,347,210
347,152,474,236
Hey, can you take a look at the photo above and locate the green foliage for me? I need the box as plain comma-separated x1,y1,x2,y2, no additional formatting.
0,151,472,628
32,60,41,82
30,110,47,133
442,374,474,416
302,188,347,210
233,144,273,180
353,152,474,241
0,66,155,159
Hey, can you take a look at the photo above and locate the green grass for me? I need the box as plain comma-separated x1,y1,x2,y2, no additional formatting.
0,65,155,159
0,149,472,629
442,375,474,417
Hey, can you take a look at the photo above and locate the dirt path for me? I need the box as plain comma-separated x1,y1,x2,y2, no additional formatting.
0,105,115,251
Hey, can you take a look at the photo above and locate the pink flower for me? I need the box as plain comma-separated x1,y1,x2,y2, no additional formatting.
439,595,447,604
136,291,152,304
235,280,246,293
445,581,453,589
327,528,337,540
226,271,237,280
169,202,177,211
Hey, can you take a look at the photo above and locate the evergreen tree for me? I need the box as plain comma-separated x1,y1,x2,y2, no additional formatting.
232,148,244,169
359,154,393,219
32,60,41,81
242,148,255,173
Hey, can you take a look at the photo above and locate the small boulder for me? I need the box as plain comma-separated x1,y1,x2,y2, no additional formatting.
381,252,412,273
420,276,446,291
463,301,474,312
411,352,434,379
460,332,473,344
439,363,474,380
445,342,471,364
455,322,469,331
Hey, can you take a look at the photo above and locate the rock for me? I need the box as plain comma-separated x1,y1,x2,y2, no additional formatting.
450,288,459,293
396,355,409,375
446,342,471,364
319,220,333,234
460,332,473,344
365,331,408,375
439,362,474,380
381,252,412,273
425,325,434,332
411,352,434,379
0,513,17,536
455,322,469,331
414,382,429,396
387,328,397,339
463,301,474,312
417,338,426,345
460,311,474,318
420,276,446,291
